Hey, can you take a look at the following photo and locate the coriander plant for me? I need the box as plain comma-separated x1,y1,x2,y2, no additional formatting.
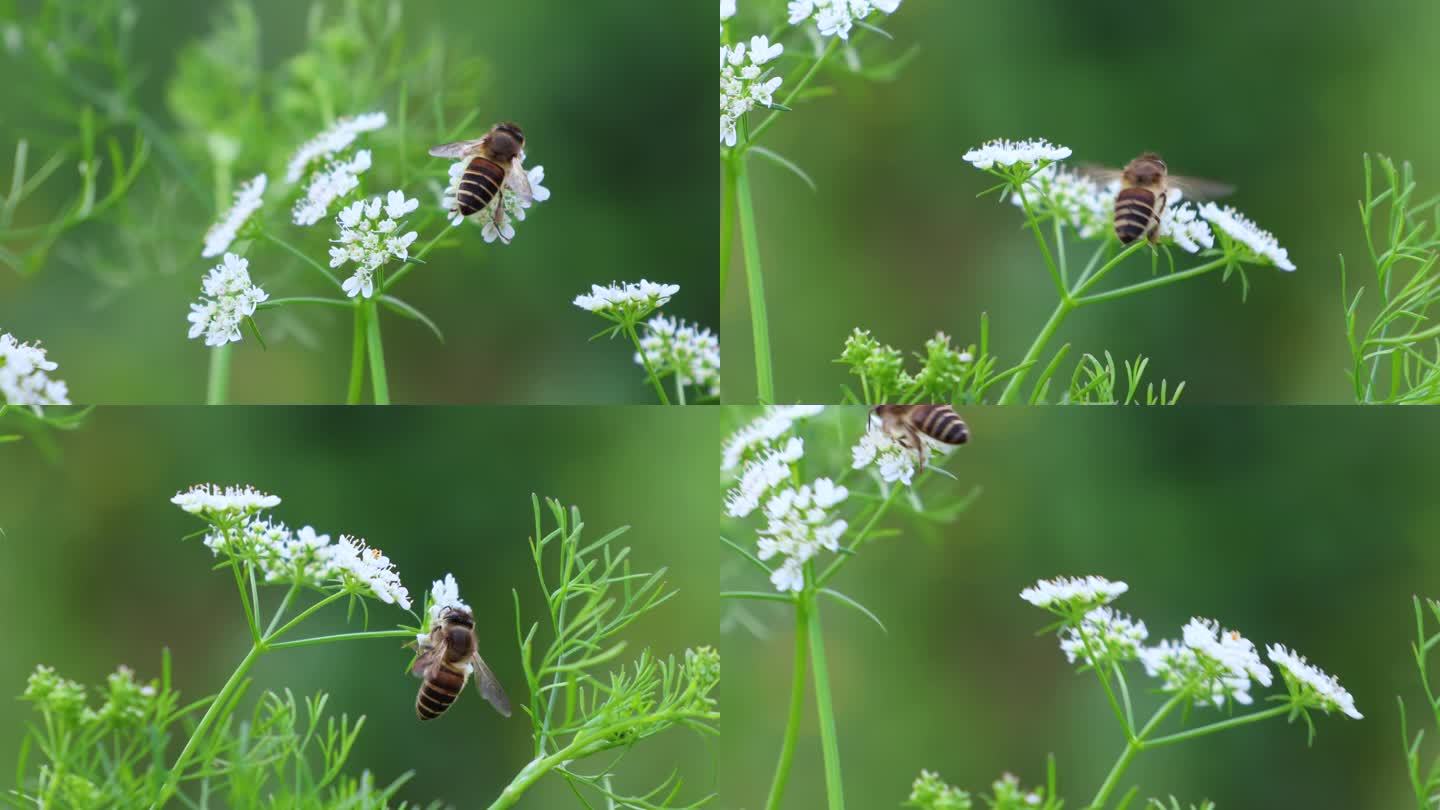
8,488,718,809
721,0,911,403
1398,597,1440,806
1340,154,1440,403
572,281,720,405
721,405,979,810
904,575,1361,810
0,329,88,450
840,138,1295,405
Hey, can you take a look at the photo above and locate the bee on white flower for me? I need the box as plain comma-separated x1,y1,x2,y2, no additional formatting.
293,150,373,227
426,573,471,630
441,160,551,244
202,174,267,257
284,112,387,184
328,191,420,299
0,330,70,412
720,37,784,147
171,483,281,519
186,253,269,347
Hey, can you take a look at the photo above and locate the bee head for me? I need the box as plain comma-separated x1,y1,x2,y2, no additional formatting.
490,122,525,162
440,606,475,628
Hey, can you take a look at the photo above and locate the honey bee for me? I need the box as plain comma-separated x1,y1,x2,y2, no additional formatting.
871,404,969,469
429,122,534,241
1084,153,1233,245
412,605,511,721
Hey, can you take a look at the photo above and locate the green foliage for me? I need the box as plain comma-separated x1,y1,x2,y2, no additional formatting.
1399,597,1440,808
1341,154,1440,403
1061,353,1185,406
906,767,1064,810
1145,799,1214,810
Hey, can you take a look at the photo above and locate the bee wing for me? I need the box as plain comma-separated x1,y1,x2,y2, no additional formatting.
504,158,534,206
1167,174,1235,201
470,653,512,717
428,137,488,159
1075,164,1125,185
411,647,440,678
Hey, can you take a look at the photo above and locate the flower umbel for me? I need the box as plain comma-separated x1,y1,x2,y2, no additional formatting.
964,138,1072,173
1060,607,1149,667
1199,202,1296,271
787,0,903,40
1140,618,1272,708
329,191,420,298
202,174,266,257
1020,575,1129,614
186,253,269,346
721,404,825,472
171,483,281,520
293,149,372,227
0,330,70,411
284,112,387,184
720,36,784,147
755,477,849,592
635,315,721,399
573,280,680,321
1267,644,1361,719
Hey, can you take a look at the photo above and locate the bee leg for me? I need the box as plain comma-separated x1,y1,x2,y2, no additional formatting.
493,191,511,245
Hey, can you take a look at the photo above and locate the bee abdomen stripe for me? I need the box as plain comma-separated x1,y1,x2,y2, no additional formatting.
915,407,969,445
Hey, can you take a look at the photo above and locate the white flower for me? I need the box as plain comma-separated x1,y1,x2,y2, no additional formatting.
1267,644,1361,719
202,517,338,587
1198,203,1295,271
171,484,280,519
756,478,850,592
720,37,784,147
963,138,1072,171
427,573,471,627
573,279,680,319
1020,576,1128,611
186,253,269,347
787,0,902,40
1060,607,1148,666
851,415,918,486
635,315,721,398
0,331,70,412
726,436,804,518
202,174,267,257
1010,165,1113,239
329,193,420,299
721,405,825,472
293,149,372,226
331,535,411,609
1157,201,1215,254
721,0,736,20
284,112,387,183
1141,618,1272,708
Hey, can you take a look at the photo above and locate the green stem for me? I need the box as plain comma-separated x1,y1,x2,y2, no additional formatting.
153,644,263,809
1142,704,1290,748
1074,258,1229,306
205,345,231,405
816,485,900,587
266,590,347,643
264,584,301,637
267,629,417,651
261,231,342,291
808,597,846,810
364,300,390,404
721,158,737,297
744,37,841,150
347,302,366,405
625,321,672,404
255,297,352,310
1087,696,1180,810
997,298,1073,405
764,597,810,810
1013,182,1068,298
673,371,688,405
734,156,775,403
382,223,455,293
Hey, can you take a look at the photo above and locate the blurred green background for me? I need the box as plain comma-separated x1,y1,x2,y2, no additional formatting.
0,406,719,806
723,406,1440,808
721,0,1440,403
0,0,713,403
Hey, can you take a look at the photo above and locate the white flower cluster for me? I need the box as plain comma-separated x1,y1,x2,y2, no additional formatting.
1140,618,1273,708
721,405,825,472
202,518,337,586
963,138,1072,171
850,414,951,487
202,174,267,257
720,36,784,147
635,315,721,398
573,280,680,319
0,330,70,411
185,253,269,347
328,191,420,298
442,161,551,244
721,0,736,20
171,484,281,519
1060,607,1148,666
284,112,387,183
1011,165,1114,240
293,149,372,226
1157,201,1215,254
726,435,804,518
787,0,902,39
426,573,470,628
1267,644,1362,719
1020,575,1129,612
332,535,411,608
1199,203,1296,271
757,478,850,592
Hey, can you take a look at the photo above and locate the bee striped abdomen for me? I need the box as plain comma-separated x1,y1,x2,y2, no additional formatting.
1113,187,1160,244
913,405,969,446
416,665,466,720
455,157,506,217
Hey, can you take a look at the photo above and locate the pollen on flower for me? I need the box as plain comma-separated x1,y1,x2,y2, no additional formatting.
0,330,70,412
284,112,387,184
573,279,680,320
720,36,784,147
328,192,420,299
202,174,267,257
963,138,1072,171
186,253,269,347
787,0,902,40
